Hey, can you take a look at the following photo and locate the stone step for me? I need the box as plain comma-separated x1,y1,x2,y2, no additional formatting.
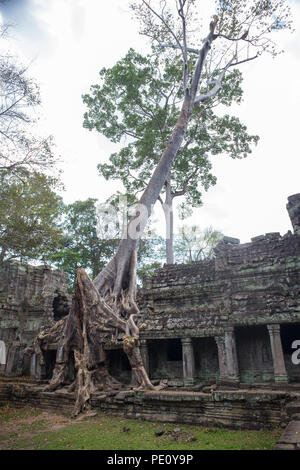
275,420,300,450
286,401,300,418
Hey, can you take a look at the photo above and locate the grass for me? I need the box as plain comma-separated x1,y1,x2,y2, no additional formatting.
0,406,281,450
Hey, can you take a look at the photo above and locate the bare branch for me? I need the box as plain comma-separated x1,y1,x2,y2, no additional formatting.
157,43,200,55
141,0,184,57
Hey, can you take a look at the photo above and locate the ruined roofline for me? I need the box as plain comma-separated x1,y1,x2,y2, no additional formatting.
0,258,66,275
287,193,300,235
141,193,300,286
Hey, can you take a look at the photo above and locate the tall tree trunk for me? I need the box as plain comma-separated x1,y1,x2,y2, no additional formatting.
163,178,174,264
42,97,192,416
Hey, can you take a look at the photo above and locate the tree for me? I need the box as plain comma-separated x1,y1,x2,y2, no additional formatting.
96,192,166,281
83,47,258,264
174,225,223,263
34,0,292,417
0,25,56,175
49,196,165,290
0,170,64,263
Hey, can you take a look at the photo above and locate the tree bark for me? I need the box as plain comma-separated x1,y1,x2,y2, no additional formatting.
162,179,174,264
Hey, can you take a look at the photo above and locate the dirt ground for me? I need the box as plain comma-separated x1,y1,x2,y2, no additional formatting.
0,407,75,450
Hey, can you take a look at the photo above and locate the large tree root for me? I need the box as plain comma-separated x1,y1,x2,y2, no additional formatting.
37,259,154,417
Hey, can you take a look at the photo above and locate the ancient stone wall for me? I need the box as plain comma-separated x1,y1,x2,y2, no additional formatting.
0,379,296,430
0,261,70,377
132,194,300,387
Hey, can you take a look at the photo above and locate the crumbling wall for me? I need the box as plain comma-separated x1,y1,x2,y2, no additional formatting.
135,194,300,386
0,261,70,377
137,232,300,333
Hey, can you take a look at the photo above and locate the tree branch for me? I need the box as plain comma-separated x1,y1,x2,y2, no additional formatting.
193,52,242,107
172,165,199,198
157,43,200,55
141,0,185,57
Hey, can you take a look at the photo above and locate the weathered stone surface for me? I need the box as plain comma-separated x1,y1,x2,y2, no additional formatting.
0,261,70,377
287,193,300,235
133,196,300,387
275,419,300,450
2,379,290,431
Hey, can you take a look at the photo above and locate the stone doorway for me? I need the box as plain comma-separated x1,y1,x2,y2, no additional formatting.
107,349,132,385
236,325,274,383
192,337,219,382
42,350,57,380
148,338,183,381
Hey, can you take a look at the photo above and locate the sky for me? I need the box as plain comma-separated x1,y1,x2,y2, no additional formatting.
0,0,299,244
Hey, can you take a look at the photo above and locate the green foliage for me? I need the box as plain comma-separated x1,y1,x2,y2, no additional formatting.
48,198,118,289
82,47,258,222
137,237,165,282
0,170,64,262
174,225,224,264
216,0,292,41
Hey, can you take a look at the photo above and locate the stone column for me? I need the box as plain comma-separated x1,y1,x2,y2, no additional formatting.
181,338,196,386
30,353,46,380
215,336,227,382
215,327,239,384
30,353,37,378
267,324,288,383
140,339,150,375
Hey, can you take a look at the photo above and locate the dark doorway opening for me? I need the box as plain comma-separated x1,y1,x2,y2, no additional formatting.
167,338,182,361
107,349,132,384
68,351,76,383
52,294,69,322
43,350,57,380
236,325,273,383
148,338,183,380
193,337,219,381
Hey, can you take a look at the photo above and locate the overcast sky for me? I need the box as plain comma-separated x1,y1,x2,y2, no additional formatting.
0,0,299,244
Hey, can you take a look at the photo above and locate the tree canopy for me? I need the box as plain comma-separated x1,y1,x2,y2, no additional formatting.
174,224,223,263
83,47,259,263
0,171,63,263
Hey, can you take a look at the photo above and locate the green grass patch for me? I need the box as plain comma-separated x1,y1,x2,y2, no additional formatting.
0,405,42,422
1,408,282,450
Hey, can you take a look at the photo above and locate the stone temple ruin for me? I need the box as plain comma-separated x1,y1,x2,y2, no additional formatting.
0,194,300,448
0,262,70,377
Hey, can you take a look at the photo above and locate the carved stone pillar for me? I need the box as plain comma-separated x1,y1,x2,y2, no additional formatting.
30,353,45,380
140,339,150,375
215,336,227,382
215,327,239,384
181,338,196,386
267,324,288,383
